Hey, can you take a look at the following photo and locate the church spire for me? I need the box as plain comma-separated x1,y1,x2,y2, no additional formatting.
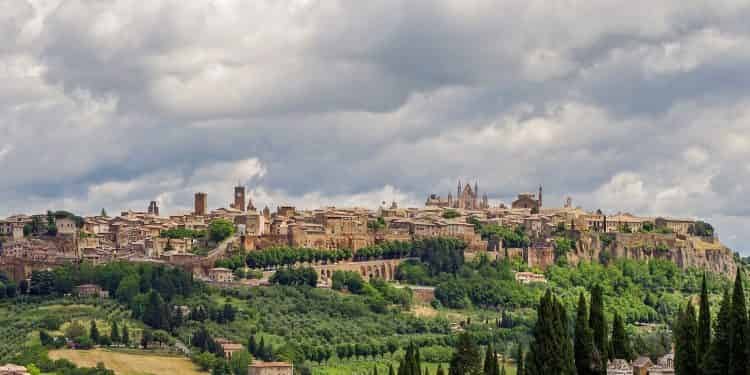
538,185,543,209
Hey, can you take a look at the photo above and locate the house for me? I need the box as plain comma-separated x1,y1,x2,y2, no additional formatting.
214,339,244,359
74,284,109,298
514,272,547,284
208,267,234,283
55,216,78,235
0,364,31,375
632,356,653,375
248,362,293,375
606,359,632,375
648,352,674,374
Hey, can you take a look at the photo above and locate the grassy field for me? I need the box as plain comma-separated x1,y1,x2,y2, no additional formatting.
49,349,207,375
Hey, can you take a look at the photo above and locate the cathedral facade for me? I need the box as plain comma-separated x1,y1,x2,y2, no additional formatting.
425,180,489,210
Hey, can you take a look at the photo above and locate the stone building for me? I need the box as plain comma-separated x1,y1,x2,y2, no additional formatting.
248,362,293,375
55,216,77,235
655,217,694,235
147,201,160,216
426,180,489,210
194,192,208,216
0,364,30,375
512,186,543,211
231,186,246,212
208,267,234,283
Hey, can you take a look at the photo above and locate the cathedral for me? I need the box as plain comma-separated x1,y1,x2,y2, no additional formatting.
425,180,489,210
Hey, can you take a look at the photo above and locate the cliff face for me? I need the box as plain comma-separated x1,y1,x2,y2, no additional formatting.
566,232,737,279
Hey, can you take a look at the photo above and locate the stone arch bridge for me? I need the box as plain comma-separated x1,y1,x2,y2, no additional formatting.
312,258,414,283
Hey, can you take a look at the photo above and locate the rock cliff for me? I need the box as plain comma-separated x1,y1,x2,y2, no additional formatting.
565,232,737,279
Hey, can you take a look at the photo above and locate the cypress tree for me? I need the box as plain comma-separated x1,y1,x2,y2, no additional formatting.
449,332,483,375
728,269,747,375
90,320,100,343
526,290,576,375
248,335,257,356
400,343,422,375
589,284,607,365
574,292,596,375
675,302,699,375
515,345,524,375
110,321,120,343
483,344,496,375
704,288,730,375
610,313,631,360
122,324,130,346
697,273,711,373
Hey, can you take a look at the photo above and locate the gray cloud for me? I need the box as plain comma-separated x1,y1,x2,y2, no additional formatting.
2,0,750,253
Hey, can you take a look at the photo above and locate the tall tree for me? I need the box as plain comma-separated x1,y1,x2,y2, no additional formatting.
728,269,747,375
483,344,500,375
110,321,120,343
449,332,483,375
89,320,100,344
121,324,130,346
400,343,422,375
526,290,576,375
515,345,524,375
703,288,730,375
610,313,631,360
697,273,711,373
675,302,699,375
574,293,596,375
589,284,607,365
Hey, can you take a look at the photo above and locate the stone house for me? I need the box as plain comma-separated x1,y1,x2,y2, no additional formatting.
248,362,293,375
74,284,109,298
0,364,30,375
208,267,234,283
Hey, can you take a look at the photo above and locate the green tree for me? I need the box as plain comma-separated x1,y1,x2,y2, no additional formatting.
703,288,730,375
122,324,130,346
110,321,120,343
526,290,575,375
610,313,631,360
143,290,170,330
229,349,251,375
675,302,699,375
588,284,607,365
515,345,524,375
728,270,747,375
436,365,445,375
697,274,711,371
448,332,483,375
209,219,235,242
89,321,100,344
483,343,500,375
65,321,86,339
574,293,597,375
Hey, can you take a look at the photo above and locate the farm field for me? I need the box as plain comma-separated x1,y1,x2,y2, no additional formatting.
48,349,207,375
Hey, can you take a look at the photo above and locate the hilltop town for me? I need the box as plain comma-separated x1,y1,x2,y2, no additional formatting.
0,181,736,283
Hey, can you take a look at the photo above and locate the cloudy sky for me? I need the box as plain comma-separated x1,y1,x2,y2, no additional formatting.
2,0,750,252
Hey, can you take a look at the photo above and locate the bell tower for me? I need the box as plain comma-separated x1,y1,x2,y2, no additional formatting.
538,185,543,209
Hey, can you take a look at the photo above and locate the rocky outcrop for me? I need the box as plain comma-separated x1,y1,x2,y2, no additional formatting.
566,232,737,279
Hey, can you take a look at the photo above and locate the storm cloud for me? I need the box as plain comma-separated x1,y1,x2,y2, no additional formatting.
2,0,750,252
